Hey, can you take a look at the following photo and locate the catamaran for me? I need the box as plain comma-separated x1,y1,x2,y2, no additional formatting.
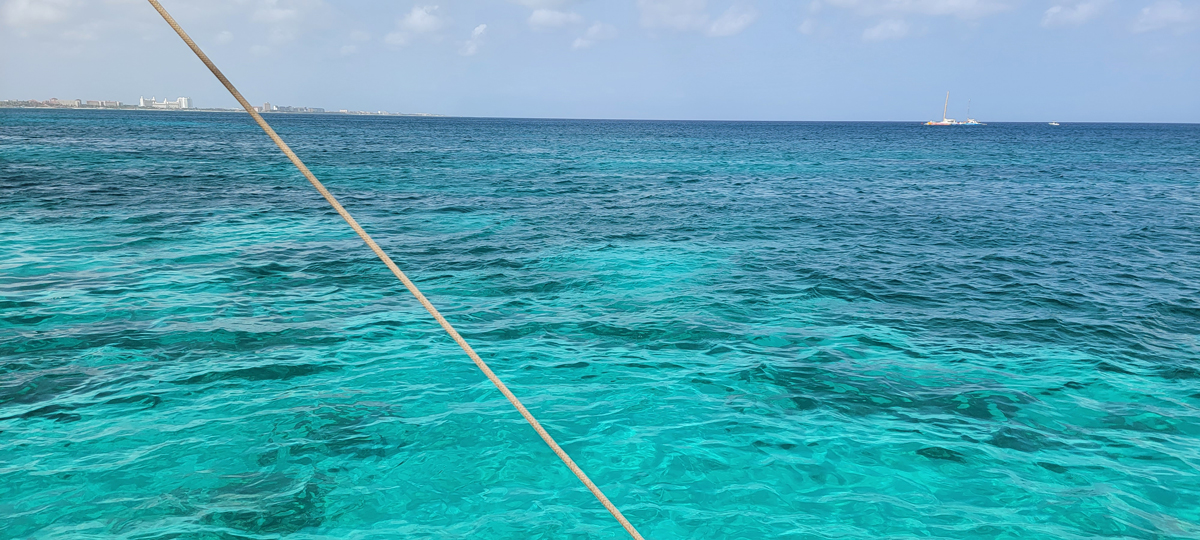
925,92,957,125
962,100,985,125
925,93,985,125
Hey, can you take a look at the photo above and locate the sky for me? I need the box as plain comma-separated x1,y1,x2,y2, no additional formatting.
1,0,1197,121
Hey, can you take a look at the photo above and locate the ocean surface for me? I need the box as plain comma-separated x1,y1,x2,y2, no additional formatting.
2,109,1198,539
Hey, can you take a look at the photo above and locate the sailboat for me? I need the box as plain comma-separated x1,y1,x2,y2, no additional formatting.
962,99,985,125
925,92,958,125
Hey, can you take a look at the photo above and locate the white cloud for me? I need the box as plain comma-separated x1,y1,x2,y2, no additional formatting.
252,4,299,24
638,0,710,31
2,0,328,48
400,5,443,33
1042,1,1107,27
385,5,443,45
247,0,325,45
528,8,582,29
637,0,758,36
572,21,618,48
460,23,486,55
2,0,72,27
511,0,573,7
707,3,758,36
863,18,909,40
825,0,1008,19
60,21,96,41
1133,0,1194,32
341,30,369,55
799,1,821,33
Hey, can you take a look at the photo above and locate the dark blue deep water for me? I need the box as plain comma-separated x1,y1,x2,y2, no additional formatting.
2,109,1199,539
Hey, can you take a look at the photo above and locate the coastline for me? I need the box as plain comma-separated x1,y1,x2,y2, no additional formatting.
0,103,442,117
5,106,1199,124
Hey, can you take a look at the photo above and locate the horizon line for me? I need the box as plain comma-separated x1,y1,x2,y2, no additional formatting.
2,105,1198,125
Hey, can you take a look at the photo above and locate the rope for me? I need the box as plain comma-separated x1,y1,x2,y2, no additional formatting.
144,2,646,538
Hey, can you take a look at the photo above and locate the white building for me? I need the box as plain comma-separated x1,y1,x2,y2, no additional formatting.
139,96,192,109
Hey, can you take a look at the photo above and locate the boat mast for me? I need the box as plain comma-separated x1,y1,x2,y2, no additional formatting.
943,91,949,122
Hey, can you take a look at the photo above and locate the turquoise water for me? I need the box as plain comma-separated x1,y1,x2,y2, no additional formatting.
2,109,1198,539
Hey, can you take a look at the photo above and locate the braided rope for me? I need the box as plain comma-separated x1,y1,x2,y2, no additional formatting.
144,1,646,538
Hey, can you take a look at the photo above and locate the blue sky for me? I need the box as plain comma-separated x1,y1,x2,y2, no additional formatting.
2,0,1197,121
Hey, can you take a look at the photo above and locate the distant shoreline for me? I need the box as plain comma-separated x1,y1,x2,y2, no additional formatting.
2,106,1197,124
0,103,443,117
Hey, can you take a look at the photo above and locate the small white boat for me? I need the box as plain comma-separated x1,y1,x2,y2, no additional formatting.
962,100,985,125
1049,122,1060,126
